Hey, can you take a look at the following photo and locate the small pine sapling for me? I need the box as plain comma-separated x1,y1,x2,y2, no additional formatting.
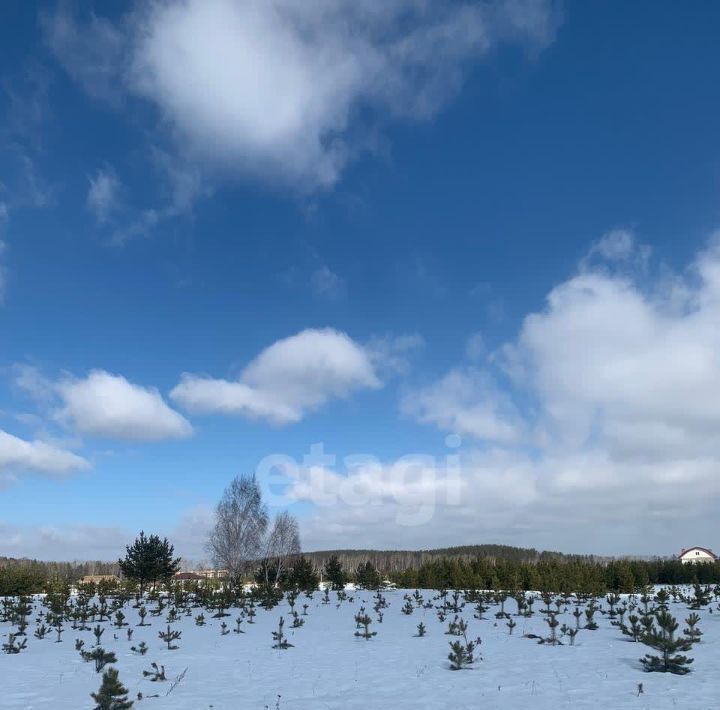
584,606,598,631
446,615,466,636
131,641,148,655
473,600,488,620
621,614,643,642
90,667,133,710
93,624,105,646
639,610,695,675
234,616,245,634
2,634,28,654
271,617,294,649
354,608,377,640
34,623,49,639
506,618,517,635
654,589,670,610
447,626,481,670
142,662,166,681
543,613,562,645
683,613,702,643
158,625,181,650
416,622,426,637
82,647,118,673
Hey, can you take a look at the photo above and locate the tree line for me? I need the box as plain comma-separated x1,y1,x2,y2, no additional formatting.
3,473,720,596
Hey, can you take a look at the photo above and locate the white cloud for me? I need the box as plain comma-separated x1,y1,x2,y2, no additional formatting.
311,266,343,299
372,231,720,552
0,505,214,561
0,428,89,486
45,0,558,190
402,368,523,443
171,328,381,424
406,231,720,463
515,239,720,459
41,8,125,102
87,167,120,222
0,521,128,561
56,370,192,441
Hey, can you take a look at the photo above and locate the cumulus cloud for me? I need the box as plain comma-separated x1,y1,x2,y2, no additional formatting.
0,508,215,561
514,237,720,460
289,445,720,554
405,231,720,463
402,368,523,443
54,370,192,441
44,0,559,190
325,230,720,552
0,428,89,486
171,328,382,424
87,167,120,222
0,521,129,561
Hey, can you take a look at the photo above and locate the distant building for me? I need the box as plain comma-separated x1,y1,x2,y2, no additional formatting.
173,572,205,581
194,569,229,579
679,546,718,564
79,574,120,585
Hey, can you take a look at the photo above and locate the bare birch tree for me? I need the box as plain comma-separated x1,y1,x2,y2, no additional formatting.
207,474,268,587
262,511,301,587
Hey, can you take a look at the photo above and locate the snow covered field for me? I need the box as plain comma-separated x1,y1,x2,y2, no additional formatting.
2,587,720,710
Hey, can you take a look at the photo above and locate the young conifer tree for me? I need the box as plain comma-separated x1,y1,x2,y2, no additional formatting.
91,668,133,710
640,610,695,675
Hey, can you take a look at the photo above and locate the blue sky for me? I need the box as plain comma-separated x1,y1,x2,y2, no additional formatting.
1,1,720,560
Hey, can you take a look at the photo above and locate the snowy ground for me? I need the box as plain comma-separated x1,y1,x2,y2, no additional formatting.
2,587,720,709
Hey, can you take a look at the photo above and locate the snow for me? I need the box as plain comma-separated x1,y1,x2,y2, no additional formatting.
2,588,720,709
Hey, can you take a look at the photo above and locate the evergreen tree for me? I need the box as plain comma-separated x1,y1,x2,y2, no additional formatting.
82,647,118,673
354,607,377,639
447,627,481,670
324,555,346,590
683,612,702,643
142,662,166,681
118,531,180,594
158,624,182,650
2,634,27,654
355,561,381,589
91,668,133,710
287,556,319,592
271,617,293,649
640,610,695,675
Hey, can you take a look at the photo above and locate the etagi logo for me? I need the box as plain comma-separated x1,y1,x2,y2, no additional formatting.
255,435,464,526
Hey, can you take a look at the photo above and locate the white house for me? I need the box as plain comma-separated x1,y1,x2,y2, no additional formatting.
678,546,718,564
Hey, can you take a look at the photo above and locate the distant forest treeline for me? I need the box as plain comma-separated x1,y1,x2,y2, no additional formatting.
0,557,119,594
303,544,576,573
3,545,720,595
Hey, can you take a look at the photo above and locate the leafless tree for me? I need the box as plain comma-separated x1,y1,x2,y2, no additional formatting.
207,474,268,586
262,511,301,586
